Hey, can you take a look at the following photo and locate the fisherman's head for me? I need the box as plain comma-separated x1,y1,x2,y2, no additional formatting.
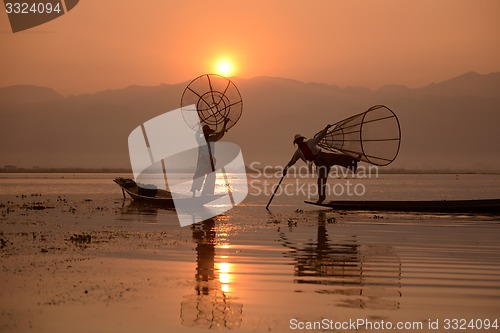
202,125,215,135
293,134,305,145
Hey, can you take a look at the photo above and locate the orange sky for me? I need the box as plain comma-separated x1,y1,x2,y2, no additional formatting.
1,0,499,95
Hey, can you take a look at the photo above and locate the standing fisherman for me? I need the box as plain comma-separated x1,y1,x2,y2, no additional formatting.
191,119,229,196
283,124,359,203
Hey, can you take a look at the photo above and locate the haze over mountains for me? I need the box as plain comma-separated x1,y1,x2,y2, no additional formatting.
1,72,499,172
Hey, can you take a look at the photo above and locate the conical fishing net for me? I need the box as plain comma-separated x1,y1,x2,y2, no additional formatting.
316,105,401,166
181,74,243,133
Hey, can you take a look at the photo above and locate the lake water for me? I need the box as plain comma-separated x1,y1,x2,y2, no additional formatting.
1,173,500,332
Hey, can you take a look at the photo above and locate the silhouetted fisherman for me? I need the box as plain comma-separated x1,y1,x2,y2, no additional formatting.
284,124,359,203
191,119,229,196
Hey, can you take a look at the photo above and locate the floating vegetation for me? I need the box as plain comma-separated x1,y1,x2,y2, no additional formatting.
0,238,8,249
326,217,336,223
20,202,55,210
69,234,92,244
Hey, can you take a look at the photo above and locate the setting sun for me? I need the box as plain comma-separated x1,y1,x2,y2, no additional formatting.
215,59,235,77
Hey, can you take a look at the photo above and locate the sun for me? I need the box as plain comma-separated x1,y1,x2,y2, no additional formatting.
215,59,235,77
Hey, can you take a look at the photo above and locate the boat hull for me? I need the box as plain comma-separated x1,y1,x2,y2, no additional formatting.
304,198,500,214
113,178,227,209
114,178,175,207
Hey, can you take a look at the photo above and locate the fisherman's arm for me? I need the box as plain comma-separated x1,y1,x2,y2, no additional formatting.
312,124,333,144
207,118,230,142
283,150,302,175
208,131,225,142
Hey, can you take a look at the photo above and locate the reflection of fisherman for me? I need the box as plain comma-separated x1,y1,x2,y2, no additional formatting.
192,219,216,295
191,119,229,196
283,124,359,203
181,219,243,329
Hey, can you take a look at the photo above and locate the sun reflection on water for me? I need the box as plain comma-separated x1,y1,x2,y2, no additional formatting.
180,219,242,329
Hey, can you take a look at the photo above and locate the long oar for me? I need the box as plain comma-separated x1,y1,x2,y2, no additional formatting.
266,172,286,210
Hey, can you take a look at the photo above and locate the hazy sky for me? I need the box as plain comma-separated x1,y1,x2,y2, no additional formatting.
1,0,499,95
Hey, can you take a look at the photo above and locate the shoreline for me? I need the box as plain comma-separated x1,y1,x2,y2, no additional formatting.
1,168,500,175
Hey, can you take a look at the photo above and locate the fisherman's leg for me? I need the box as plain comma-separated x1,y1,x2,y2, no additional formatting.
336,154,358,173
323,152,358,174
201,171,216,195
316,165,330,203
191,173,205,193
192,158,211,193
342,155,358,173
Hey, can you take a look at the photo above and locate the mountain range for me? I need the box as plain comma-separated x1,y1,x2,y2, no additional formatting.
1,72,500,171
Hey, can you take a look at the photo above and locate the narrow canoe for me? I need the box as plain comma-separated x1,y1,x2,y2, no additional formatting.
114,177,175,207
304,198,500,214
113,177,226,208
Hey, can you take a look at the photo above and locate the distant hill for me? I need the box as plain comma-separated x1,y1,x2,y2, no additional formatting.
0,85,63,104
418,72,500,97
1,72,499,171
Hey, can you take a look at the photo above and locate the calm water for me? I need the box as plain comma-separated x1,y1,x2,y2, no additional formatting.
1,173,500,332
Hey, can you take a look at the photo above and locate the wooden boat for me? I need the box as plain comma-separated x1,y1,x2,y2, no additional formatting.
304,198,500,214
113,177,226,208
114,177,175,207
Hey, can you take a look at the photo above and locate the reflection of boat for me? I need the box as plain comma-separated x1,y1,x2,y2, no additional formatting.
114,177,174,206
305,198,500,214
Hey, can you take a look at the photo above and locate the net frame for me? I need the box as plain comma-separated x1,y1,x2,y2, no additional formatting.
316,105,401,166
180,74,243,133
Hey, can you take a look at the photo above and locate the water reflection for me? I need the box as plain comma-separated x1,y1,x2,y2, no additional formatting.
279,211,402,310
181,219,243,329
115,200,181,226
118,201,165,216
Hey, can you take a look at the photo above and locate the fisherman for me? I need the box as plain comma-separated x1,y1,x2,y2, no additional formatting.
283,124,359,203
191,119,229,196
